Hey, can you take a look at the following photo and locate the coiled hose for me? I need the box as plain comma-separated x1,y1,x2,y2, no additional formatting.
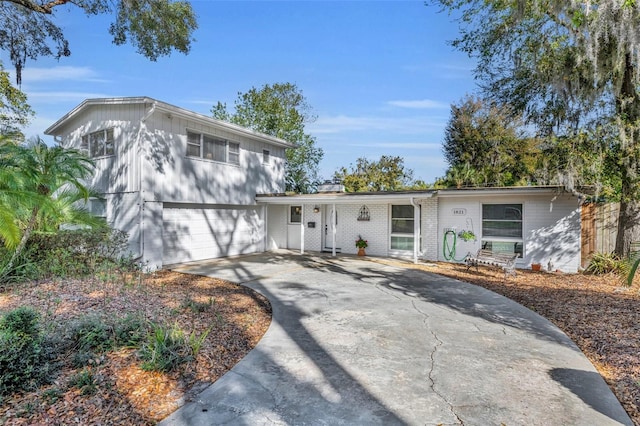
443,230,467,262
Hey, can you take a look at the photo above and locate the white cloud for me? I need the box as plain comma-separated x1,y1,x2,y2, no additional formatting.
387,99,449,109
20,66,107,83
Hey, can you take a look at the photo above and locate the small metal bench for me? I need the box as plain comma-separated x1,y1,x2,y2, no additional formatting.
465,249,518,278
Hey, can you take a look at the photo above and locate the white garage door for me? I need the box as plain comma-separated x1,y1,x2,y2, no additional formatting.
162,205,264,264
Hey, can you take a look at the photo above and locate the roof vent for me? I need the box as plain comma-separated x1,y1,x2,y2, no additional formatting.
317,179,345,193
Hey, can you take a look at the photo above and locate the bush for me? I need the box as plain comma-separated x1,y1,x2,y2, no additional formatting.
114,314,149,348
139,323,191,372
24,228,137,280
0,307,51,396
71,315,113,352
585,252,629,276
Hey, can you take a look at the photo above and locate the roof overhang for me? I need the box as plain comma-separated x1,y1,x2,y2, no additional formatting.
256,190,436,205
44,96,295,149
257,186,585,205
435,185,582,198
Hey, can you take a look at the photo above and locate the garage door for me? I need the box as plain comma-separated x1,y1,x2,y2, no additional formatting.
162,206,264,264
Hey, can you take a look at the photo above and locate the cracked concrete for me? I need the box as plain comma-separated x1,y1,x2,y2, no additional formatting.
161,251,632,426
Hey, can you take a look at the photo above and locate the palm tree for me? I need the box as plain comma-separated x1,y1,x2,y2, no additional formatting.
1,137,101,276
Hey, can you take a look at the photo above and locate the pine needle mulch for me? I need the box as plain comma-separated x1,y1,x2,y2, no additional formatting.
382,259,640,426
0,271,272,425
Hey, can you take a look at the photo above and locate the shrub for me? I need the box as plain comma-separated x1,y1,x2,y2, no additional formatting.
139,323,191,372
585,252,629,276
71,315,113,352
0,306,40,337
0,307,51,395
114,314,149,348
0,246,39,284
24,228,137,281
69,368,97,395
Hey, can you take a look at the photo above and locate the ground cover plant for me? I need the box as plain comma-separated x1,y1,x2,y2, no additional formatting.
0,271,271,424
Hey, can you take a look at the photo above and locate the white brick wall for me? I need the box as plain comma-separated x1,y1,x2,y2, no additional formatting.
421,198,438,261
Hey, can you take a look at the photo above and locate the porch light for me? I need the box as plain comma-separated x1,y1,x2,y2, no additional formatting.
313,206,320,213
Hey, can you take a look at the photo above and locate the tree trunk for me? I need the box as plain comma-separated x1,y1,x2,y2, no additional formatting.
615,179,640,257
614,54,640,257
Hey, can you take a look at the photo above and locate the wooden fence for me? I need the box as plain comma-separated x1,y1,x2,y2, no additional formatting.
581,202,619,267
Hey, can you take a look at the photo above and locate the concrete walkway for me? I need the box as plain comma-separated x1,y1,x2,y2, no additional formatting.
160,252,632,426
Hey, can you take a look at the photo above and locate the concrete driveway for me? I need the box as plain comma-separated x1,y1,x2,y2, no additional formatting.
160,252,632,426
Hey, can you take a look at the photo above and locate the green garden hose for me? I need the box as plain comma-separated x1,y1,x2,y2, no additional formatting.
443,230,467,262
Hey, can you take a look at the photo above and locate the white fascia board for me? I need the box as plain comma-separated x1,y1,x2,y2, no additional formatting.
435,186,571,197
256,192,435,205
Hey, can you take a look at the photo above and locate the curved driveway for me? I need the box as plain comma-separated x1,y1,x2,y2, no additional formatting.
161,252,631,426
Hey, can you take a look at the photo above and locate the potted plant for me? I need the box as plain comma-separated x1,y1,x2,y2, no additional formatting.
355,235,368,256
458,230,476,242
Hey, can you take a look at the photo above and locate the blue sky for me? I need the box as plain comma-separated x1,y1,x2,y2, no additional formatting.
6,0,477,184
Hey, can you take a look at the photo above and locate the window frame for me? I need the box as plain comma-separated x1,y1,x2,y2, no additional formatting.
481,203,524,258
390,204,414,252
263,149,270,165
186,130,240,165
81,128,115,158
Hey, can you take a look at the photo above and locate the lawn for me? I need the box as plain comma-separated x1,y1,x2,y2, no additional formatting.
0,262,638,425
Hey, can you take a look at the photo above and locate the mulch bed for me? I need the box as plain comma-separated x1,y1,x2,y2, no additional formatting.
383,260,640,425
0,271,272,425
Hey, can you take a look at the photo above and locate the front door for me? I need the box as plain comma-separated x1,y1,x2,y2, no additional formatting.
323,205,342,251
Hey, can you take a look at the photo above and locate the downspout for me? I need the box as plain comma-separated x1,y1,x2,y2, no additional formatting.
410,197,421,264
300,205,305,254
138,101,157,265
332,203,337,257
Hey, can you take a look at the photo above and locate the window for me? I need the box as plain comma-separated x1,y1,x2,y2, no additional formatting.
482,204,523,257
390,205,414,251
228,142,240,165
290,206,302,223
187,131,239,165
81,129,114,158
263,149,270,164
88,198,106,220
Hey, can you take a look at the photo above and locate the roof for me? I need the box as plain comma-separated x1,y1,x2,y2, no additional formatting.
256,185,580,204
44,96,295,149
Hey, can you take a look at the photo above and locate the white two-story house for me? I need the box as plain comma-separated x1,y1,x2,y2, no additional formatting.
45,97,294,270
46,97,584,273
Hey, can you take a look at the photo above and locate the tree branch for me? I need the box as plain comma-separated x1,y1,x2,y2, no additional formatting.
2,0,71,14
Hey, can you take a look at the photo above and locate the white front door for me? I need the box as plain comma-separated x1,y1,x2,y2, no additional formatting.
323,205,342,251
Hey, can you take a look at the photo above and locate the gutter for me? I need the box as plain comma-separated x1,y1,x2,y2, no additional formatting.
410,197,422,264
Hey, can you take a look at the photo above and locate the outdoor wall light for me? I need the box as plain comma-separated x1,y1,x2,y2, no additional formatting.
313,206,320,213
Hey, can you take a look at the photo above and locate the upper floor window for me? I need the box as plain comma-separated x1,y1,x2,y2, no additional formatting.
187,131,239,165
81,129,114,158
263,149,270,164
